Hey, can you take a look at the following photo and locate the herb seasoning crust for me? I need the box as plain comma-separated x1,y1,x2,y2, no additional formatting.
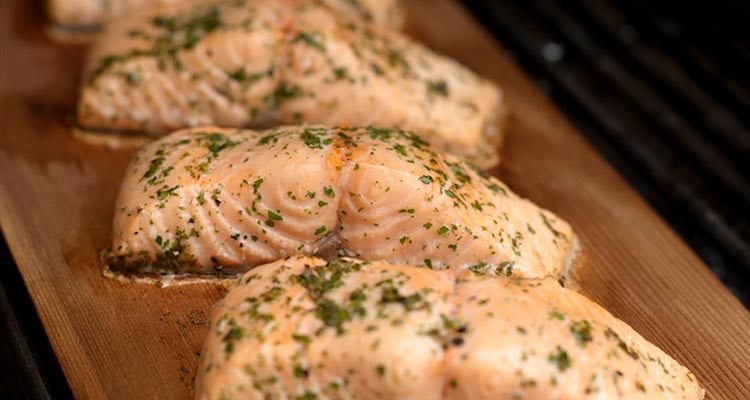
77,0,504,166
107,125,573,278
195,256,704,400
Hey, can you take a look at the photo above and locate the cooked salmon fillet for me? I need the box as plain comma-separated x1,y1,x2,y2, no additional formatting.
77,0,504,166
49,0,404,31
107,126,572,279
195,256,704,400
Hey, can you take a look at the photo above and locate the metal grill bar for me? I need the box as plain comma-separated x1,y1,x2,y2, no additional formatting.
463,0,750,303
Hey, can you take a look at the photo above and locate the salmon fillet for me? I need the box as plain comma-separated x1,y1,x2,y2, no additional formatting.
49,0,404,31
77,0,504,166
195,256,704,400
107,126,572,279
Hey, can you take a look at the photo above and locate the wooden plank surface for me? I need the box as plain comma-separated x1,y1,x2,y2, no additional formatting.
1,0,748,398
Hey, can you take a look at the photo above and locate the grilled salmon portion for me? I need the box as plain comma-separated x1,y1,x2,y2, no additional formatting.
447,276,704,400
195,256,703,400
77,0,504,166
49,0,177,31
107,126,573,279
49,0,404,31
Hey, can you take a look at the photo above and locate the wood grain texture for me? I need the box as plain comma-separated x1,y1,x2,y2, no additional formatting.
0,0,748,399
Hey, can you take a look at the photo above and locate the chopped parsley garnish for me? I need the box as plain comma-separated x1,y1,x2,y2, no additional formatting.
548,308,566,321
548,346,571,371
300,130,323,149
222,318,244,356
156,185,180,200
124,71,141,86
541,212,565,238
392,144,407,156
333,67,348,80
379,286,428,312
198,132,238,156
315,298,351,334
252,178,264,193
293,365,309,379
142,156,165,181
292,32,326,51
427,80,449,97
196,190,206,205
570,320,593,346
292,334,311,345
487,183,507,195
295,390,318,400
605,327,639,359
264,82,302,110
227,67,267,88
90,6,224,82
367,126,392,141
497,261,514,276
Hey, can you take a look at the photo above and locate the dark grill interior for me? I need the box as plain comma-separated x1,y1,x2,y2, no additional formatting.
463,0,750,303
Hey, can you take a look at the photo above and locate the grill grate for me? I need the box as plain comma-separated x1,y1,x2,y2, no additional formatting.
463,0,750,303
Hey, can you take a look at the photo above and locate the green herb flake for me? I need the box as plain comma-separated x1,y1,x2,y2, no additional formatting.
427,80,449,97
497,261,514,276
293,365,309,379
198,132,238,157
300,130,323,149
487,183,507,195
223,318,244,356
295,390,318,400
548,346,571,372
252,178,264,194
292,32,326,51
292,334,311,345
142,156,165,182
548,308,566,321
392,144,407,156
541,212,565,238
333,67,348,80
570,320,593,346
267,210,283,221
605,327,640,360
156,185,180,200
